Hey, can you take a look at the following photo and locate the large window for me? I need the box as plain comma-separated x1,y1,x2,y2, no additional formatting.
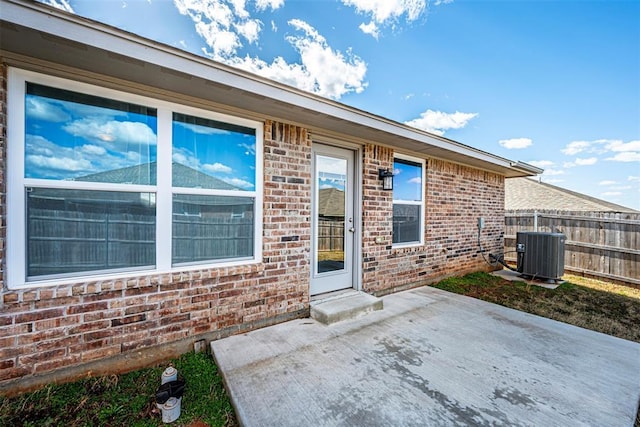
7,69,263,288
392,155,425,246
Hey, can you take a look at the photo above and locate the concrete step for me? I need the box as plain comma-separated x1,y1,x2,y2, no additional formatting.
310,291,383,325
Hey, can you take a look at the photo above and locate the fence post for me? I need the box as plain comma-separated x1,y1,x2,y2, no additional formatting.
533,210,538,232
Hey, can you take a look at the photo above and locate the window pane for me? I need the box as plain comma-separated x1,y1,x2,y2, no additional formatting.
27,188,156,278
393,204,421,244
172,194,254,264
172,113,256,191
393,158,422,201
25,83,157,184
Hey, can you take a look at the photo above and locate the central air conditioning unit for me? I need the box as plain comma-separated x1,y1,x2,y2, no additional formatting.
516,232,566,282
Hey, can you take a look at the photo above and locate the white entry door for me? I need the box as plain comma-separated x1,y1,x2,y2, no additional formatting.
310,144,356,295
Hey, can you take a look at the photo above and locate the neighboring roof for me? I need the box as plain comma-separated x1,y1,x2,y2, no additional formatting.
0,0,541,178
318,188,345,218
79,162,240,190
505,177,639,213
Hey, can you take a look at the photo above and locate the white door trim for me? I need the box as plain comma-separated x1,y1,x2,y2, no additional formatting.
310,142,362,295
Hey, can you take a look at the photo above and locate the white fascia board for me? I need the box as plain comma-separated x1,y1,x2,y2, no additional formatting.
1,0,534,176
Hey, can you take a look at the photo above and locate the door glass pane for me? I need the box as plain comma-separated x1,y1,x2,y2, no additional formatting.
316,155,346,274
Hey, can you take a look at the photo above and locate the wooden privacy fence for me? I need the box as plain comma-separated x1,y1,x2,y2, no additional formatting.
28,208,253,276
504,210,640,286
318,219,344,252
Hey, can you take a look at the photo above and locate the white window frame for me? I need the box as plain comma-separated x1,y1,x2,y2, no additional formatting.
392,153,425,248
7,68,263,289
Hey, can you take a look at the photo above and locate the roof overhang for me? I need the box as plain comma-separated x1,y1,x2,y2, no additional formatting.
0,0,542,178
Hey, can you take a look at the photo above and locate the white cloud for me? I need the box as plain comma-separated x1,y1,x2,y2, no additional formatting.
39,0,74,13
599,180,617,186
26,97,70,122
174,0,261,56
498,137,532,149
63,119,157,147
602,191,623,197
342,0,428,37
527,160,554,169
560,138,639,163
606,152,640,162
126,151,142,162
404,109,477,136
561,140,591,155
25,134,150,180
222,177,255,188
574,157,597,166
81,144,108,156
629,176,640,183
26,154,92,172
408,177,422,184
203,162,233,174
238,142,256,155
235,19,262,44
226,20,368,99
255,0,284,11
604,139,640,152
359,21,380,39
175,2,368,100
173,152,189,165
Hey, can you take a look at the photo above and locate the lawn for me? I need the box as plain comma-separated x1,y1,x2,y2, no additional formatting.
431,271,640,344
0,351,236,427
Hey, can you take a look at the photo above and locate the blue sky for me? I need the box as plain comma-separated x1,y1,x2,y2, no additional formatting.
41,0,640,210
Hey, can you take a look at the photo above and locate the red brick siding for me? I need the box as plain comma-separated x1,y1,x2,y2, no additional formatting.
0,62,311,389
362,154,504,295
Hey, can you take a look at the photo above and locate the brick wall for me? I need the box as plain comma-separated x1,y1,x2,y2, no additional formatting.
0,65,311,392
0,61,506,393
362,154,505,295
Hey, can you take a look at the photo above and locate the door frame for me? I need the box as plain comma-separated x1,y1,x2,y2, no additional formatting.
310,139,362,295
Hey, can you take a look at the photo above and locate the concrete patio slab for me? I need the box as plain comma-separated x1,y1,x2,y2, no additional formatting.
211,286,640,427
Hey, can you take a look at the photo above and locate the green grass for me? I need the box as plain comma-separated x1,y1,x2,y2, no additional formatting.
0,351,236,427
431,271,640,343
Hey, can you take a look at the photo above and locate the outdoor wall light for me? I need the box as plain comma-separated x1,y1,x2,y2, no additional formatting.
378,168,394,191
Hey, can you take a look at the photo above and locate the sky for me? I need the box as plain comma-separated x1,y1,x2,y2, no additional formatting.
40,0,640,210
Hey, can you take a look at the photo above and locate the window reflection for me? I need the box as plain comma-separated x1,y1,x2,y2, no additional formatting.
27,188,156,278
172,113,256,191
316,155,346,274
25,83,157,184
393,157,424,244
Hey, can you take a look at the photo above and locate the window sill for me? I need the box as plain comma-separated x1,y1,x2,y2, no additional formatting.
8,259,265,291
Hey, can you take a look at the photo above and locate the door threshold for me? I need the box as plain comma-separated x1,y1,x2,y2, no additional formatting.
310,288,357,302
